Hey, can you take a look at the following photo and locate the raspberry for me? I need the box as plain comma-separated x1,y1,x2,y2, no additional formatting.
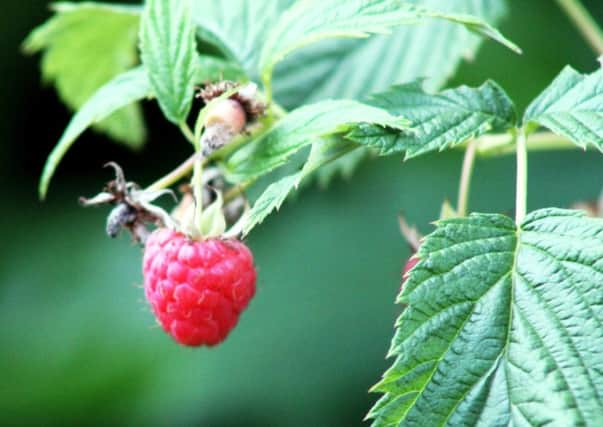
143,228,256,346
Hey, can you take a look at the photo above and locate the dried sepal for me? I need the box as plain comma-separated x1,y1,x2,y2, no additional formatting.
80,163,175,243
398,212,422,253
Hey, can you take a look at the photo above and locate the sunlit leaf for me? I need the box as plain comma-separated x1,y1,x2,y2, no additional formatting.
524,64,603,152
347,80,516,159
370,209,603,426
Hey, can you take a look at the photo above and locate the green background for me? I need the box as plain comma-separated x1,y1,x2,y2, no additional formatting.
1,1,602,426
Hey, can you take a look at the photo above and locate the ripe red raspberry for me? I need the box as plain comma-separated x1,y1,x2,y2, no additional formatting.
143,228,256,347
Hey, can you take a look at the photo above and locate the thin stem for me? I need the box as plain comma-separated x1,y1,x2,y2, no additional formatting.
144,124,272,193
223,179,256,203
515,129,528,224
473,131,577,157
179,122,196,145
269,101,287,119
263,74,273,105
192,154,204,231
145,153,203,192
190,105,207,230
457,140,477,217
557,0,603,54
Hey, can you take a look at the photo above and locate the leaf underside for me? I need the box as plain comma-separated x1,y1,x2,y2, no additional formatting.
192,0,509,108
259,0,519,90
370,208,603,426
193,0,293,80
272,0,510,185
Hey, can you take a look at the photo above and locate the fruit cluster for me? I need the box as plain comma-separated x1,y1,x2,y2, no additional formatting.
82,85,261,347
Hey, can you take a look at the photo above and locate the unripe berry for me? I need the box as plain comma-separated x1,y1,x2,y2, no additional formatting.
204,99,247,134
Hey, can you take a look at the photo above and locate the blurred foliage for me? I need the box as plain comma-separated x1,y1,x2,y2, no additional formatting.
22,2,145,147
1,1,603,426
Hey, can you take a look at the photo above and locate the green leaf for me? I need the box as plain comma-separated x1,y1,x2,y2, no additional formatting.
229,137,357,237
192,1,293,79
140,0,197,124
271,0,511,186
347,80,516,159
23,2,145,148
314,147,371,188
232,174,300,237
39,67,151,199
38,54,239,199
191,1,512,185
524,65,603,151
223,100,410,182
195,56,248,83
260,0,520,95
369,208,603,426
273,0,508,107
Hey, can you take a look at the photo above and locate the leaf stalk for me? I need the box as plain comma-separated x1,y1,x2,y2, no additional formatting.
457,140,477,217
472,131,576,157
178,122,196,145
515,129,528,224
192,152,204,231
146,153,204,192
223,179,256,203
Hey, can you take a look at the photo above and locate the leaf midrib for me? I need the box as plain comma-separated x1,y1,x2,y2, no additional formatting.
501,225,520,427
403,270,512,426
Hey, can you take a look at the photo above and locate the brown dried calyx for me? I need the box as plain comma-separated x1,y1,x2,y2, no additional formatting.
80,163,175,244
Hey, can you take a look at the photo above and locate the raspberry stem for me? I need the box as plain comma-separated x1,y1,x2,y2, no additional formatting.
192,105,207,233
178,122,196,145
145,153,205,192
557,0,603,55
192,151,204,232
471,131,575,157
515,129,528,224
223,179,256,203
456,139,477,217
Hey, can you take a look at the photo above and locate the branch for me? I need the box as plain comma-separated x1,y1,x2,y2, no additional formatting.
557,0,603,55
